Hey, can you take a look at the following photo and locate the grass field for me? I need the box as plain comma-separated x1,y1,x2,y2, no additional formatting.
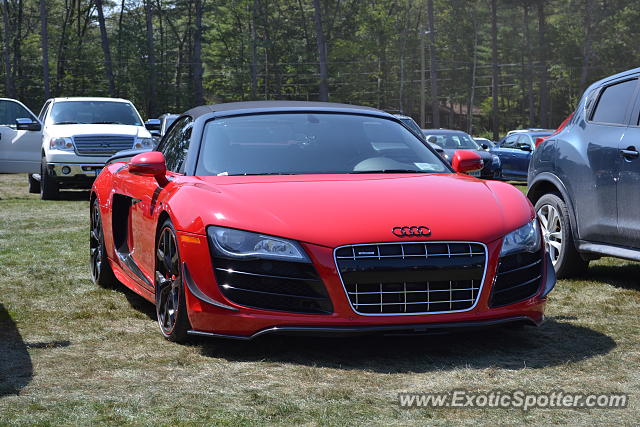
0,173,638,425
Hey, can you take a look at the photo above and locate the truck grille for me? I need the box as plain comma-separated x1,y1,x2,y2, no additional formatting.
490,251,543,307
335,242,487,315
73,135,134,156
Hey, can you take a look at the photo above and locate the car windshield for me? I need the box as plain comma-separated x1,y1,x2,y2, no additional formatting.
423,132,480,150
196,113,450,176
50,101,142,126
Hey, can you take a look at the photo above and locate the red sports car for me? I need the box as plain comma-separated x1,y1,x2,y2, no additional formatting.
90,101,555,342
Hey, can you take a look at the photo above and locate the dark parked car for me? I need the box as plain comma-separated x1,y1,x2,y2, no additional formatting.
528,67,640,277
422,129,501,179
492,130,552,181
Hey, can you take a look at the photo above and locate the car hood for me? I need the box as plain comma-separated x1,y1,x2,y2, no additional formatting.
170,173,533,248
46,124,150,138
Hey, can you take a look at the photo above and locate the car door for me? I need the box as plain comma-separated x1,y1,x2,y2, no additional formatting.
127,116,193,282
496,134,520,179
0,99,42,173
574,77,638,245
512,134,534,179
617,87,640,248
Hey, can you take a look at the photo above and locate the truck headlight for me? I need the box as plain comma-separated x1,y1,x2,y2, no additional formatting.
207,226,310,262
49,137,74,151
500,219,542,256
134,137,154,150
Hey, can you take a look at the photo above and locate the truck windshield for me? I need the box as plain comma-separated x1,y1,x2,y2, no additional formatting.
50,101,142,126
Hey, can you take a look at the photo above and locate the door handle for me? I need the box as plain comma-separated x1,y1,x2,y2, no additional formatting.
620,146,639,159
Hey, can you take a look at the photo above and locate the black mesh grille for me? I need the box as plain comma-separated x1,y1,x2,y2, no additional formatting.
490,250,543,307
210,252,332,314
335,242,486,314
74,135,134,156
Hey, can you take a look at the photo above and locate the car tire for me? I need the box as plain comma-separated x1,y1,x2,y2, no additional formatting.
27,174,40,193
535,193,589,278
90,198,117,288
155,219,190,343
40,159,59,200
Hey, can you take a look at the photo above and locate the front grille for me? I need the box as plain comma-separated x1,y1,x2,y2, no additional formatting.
73,135,134,156
211,256,333,314
335,242,487,315
490,251,543,307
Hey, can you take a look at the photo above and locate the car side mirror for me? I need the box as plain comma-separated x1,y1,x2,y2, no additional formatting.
144,119,161,131
518,144,532,152
129,151,169,185
481,143,489,150
16,118,41,131
451,150,483,174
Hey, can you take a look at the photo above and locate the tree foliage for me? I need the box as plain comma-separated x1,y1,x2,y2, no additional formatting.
1,0,639,135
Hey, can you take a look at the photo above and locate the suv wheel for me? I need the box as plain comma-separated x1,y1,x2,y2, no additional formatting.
535,193,589,278
27,174,40,193
40,158,59,200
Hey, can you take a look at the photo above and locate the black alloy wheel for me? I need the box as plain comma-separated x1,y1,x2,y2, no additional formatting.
155,220,190,342
90,198,117,287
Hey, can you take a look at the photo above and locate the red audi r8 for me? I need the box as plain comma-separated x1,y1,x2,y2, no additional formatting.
90,101,555,342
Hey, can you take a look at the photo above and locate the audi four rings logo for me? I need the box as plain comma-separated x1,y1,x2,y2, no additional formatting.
392,226,431,237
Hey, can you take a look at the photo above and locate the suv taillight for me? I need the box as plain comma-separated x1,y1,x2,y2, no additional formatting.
536,112,574,148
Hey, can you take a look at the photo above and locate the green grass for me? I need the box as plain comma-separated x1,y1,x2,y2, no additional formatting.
0,174,639,425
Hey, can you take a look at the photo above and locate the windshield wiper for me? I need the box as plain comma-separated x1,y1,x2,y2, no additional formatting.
91,121,124,124
350,169,429,174
53,121,79,125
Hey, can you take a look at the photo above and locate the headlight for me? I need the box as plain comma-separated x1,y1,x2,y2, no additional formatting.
49,137,74,151
500,219,541,256
492,155,500,166
208,226,310,262
134,137,154,150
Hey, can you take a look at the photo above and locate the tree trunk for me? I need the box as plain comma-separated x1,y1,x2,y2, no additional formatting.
490,0,499,140
1,0,14,98
312,0,329,101
116,0,125,95
249,0,258,98
398,1,414,113
537,0,549,128
95,0,116,96
427,0,439,128
467,12,477,134
192,0,204,106
523,2,534,126
145,0,157,116
420,21,426,127
12,0,22,97
55,1,73,94
579,0,594,91
39,0,50,100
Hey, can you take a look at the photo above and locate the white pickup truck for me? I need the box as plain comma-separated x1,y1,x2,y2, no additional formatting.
0,97,157,199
